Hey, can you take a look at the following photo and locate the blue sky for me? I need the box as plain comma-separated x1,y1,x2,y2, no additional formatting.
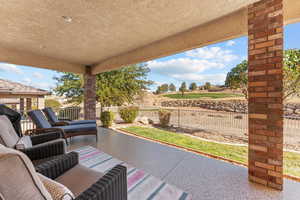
0,23,299,92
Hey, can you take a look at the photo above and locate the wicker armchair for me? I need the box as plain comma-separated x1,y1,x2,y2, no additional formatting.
36,152,128,200
0,115,66,165
0,144,127,200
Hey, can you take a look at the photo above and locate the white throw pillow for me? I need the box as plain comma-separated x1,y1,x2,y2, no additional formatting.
38,173,75,200
15,136,33,150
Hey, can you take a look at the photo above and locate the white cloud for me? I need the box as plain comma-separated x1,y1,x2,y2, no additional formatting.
147,46,238,84
0,63,23,74
241,55,248,61
153,81,166,86
226,40,236,46
171,73,227,84
21,78,52,90
185,47,238,63
38,82,53,90
22,78,32,85
148,58,225,76
32,72,44,79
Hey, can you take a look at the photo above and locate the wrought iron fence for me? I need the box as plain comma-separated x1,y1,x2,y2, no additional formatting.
5,104,300,143
138,108,249,136
10,106,85,134
21,112,35,133
102,106,300,143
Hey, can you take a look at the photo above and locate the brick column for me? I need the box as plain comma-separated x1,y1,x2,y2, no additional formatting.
84,66,96,120
26,98,32,111
248,0,283,190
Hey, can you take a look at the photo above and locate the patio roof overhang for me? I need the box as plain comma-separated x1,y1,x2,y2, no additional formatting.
0,0,299,74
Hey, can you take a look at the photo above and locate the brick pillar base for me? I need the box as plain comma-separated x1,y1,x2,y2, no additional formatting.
248,0,284,190
84,66,96,120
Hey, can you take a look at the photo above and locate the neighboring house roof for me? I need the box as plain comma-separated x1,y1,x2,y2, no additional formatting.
0,79,50,96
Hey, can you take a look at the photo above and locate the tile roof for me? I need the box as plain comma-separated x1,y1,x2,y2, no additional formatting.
0,79,50,96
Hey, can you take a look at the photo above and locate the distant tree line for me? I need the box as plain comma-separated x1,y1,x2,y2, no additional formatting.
155,81,213,95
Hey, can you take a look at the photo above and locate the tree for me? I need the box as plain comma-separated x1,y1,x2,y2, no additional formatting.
160,84,169,93
225,60,248,98
53,73,84,104
155,86,162,94
204,82,211,90
283,49,300,99
169,83,176,92
179,82,187,96
45,99,62,112
53,64,153,107
225,49,300,100
189,82,197,91
155,83,169,94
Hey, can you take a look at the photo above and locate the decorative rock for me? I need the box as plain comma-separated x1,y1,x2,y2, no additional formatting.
148,119,154,124
138,116,149,125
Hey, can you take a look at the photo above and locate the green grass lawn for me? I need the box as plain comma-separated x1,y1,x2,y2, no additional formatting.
163,92,243,99
121,126,300,177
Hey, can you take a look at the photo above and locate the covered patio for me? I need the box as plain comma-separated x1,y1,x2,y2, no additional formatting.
1,0,300,196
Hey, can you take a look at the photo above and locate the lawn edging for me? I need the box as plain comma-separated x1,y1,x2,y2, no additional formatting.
117,128,300,183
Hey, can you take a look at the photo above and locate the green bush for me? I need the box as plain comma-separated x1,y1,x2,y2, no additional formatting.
45,99,61,112
58,106,81,120
158,109,171,127
100,111,115,128
119,106,139,123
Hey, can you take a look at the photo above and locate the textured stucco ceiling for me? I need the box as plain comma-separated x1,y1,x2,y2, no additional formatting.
0,0,299,74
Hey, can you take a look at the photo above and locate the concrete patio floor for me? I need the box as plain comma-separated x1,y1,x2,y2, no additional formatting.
69,127,300,200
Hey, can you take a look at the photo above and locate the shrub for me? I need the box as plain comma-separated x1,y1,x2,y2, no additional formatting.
100,111,115,128
45,99,61,112
119,106,139,123
59,106,81,120
158,109,171,127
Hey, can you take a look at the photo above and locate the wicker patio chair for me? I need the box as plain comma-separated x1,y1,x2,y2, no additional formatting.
36,151,128,200
0,144,127,200
0,115,66,165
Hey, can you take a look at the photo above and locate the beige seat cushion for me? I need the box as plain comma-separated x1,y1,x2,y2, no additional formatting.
0,115,20,148
55,165,103,197
0,144,52,200
38,173,74,200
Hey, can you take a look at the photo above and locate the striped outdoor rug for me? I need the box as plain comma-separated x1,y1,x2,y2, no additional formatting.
74,146,191,200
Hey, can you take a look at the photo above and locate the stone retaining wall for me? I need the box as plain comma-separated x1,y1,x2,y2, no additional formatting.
161,99,300,118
